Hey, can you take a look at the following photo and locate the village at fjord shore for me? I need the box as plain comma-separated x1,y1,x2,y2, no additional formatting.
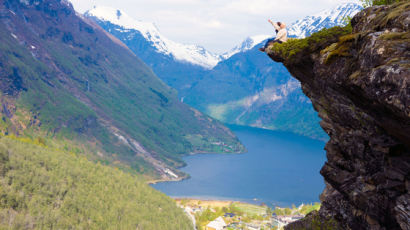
175,199,320,230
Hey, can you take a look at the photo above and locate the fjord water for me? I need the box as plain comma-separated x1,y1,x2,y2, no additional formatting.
152,125,327,207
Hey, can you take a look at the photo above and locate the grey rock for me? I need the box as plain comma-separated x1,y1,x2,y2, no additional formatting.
270,2,410,230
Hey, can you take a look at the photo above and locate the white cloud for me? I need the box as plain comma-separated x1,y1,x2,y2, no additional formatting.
203,20,224,29
69,0,360,53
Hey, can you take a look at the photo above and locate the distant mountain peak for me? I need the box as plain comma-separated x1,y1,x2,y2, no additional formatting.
85,6,221,69
288,2,363,38
116,9,122,20
222,34,271,59
86,6,160,40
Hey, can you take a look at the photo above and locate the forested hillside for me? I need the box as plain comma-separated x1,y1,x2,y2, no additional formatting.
0,135,192,229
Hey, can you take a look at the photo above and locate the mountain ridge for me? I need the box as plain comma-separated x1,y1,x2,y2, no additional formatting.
288,2,363,38
221,34,271,60
0,0,244,181
85,6,221,69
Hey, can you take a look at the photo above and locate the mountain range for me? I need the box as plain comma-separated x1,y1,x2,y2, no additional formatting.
86,2,363,140
0,0,244,181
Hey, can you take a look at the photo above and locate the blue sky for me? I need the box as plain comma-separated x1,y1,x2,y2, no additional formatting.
70,0,360,53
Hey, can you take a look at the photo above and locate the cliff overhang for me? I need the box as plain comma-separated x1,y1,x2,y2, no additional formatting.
267,2,409,229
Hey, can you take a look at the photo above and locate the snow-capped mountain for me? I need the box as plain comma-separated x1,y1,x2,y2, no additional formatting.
288,2,363,38
85,3,362,69
221,35,270,59
83,2,364,140
85,6,221,69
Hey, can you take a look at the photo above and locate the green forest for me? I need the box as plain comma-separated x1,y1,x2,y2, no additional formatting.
0,135,192,229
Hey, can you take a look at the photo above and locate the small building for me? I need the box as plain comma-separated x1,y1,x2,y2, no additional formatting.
192,208,201,213
272,214,306,227
291,215,304,221
206,217,227,230
246,223,261,230
227,222,239,228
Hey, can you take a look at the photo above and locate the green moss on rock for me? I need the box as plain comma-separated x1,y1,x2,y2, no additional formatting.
321,33,361,64
285,210,341,230
269,25,352,64
380,31,410,40
373,1,410,28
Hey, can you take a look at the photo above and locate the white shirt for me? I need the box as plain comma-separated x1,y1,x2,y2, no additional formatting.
271,22,288,42
275,29,288,42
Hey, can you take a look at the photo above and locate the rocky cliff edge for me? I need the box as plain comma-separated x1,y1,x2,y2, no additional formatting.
267,2,409,229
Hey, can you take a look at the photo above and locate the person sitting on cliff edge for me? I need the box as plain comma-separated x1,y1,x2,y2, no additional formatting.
259,20,288,52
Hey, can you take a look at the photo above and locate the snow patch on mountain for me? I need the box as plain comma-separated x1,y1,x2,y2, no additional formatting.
222,34,271,59
85,6,221,69
288,2,363,38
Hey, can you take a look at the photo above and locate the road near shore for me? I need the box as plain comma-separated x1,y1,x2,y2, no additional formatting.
182,206,197,230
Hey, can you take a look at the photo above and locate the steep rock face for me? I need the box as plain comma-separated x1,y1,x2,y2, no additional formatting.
268,2,409,230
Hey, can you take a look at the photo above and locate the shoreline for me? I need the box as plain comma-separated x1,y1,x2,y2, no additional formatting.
174,198,263,206
147,174,188,185
172,196,319,209
175,198,321,215
147,149,246,185
173,197,274,208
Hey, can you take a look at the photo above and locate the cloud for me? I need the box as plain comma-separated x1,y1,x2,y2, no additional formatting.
203,20,224,29
226,0,280,15
69,0,360,53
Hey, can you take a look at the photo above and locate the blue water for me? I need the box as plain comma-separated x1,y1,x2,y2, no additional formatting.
152,125,327,207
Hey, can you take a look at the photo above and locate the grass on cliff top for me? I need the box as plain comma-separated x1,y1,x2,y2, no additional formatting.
360,0,404,7
373,1,410,27
321,1,410,65
321,33,362,64
270,25,353,63
0,135,192,230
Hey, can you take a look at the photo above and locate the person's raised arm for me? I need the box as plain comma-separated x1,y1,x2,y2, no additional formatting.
268,19,280,30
